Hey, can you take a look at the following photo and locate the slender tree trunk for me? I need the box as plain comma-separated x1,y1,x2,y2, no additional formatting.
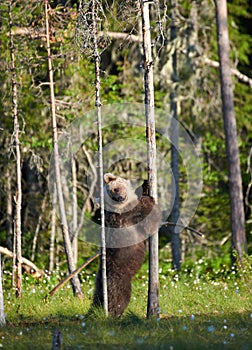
74,145,97,239
31,195,46,261
0,254,5,327
71,156,78,267
91,0,108,316
49,185,57,272
45,0,83,298
169,0,181,271
12,221,16,288
214,0,247,262
55,227,60,271
6,166,13,250
140,0,159,318
9,0,22,298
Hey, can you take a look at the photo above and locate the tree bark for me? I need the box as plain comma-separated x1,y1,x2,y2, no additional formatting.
45,0,83,298
140,0,159,318
8,0,22,298
0,255,6,327
169,0,181,271
6,166,13,250
49,185,57,272
91,0,108,316
214,0,247,261
71,156,78,268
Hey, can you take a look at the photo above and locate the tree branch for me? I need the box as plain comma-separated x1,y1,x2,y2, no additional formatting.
10,26,252,88
161,221,204,237
48,252,100,298
201,57,252,88
0,246,43,277
102,31,140,42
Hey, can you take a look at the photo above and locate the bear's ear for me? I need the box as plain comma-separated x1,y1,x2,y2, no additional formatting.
104,173,117,184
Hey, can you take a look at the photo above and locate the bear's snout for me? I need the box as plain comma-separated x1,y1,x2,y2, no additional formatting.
111,190,127,202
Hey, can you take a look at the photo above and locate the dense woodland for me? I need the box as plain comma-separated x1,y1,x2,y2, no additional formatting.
0,0,251,279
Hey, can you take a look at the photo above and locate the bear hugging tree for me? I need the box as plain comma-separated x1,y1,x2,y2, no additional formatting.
91,173,160,317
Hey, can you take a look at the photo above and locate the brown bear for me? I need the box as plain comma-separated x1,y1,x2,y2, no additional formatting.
91,173,160,317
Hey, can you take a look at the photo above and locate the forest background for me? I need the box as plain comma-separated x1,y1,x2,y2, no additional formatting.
0,0,252,278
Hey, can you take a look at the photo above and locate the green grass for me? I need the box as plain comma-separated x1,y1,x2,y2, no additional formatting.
1,257,252,349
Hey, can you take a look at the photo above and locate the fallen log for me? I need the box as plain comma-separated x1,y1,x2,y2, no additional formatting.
0,246,43,277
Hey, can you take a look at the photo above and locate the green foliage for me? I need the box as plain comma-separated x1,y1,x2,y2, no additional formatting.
228,0,252,68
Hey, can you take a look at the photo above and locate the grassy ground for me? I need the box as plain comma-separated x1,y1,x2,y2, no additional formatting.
1,256,252,349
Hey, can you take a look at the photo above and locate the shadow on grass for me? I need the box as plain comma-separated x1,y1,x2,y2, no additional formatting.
1,311,251,350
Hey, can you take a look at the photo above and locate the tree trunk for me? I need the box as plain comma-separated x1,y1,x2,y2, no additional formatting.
49,185,57,272
8,0,22,298
71,156,78,268
91,0,108,316
45,0,83,298
31,195,46,261
140,0,159,318
169,0,181,271
214,0,247,262
0,254,5,327
6,166,13,250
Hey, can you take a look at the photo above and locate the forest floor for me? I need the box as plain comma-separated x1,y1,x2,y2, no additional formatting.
1,256,252,349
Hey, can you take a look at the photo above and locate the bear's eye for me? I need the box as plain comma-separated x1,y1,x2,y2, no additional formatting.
114,188,119,193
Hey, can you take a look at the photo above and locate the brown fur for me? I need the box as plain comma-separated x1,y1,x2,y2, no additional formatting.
91,174,160,317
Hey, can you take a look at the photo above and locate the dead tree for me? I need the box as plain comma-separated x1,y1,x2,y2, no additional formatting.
71,156,78,267
8,0,22,298
169,0,181,271
6,166,13,250
49,185,57,272
214,0,247,262
91,0,108,316
140,0,159,318
45,0,83,298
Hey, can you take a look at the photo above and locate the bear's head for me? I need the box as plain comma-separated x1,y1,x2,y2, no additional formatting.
104,173,138,210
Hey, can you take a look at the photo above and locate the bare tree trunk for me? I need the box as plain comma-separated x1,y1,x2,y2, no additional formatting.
71,156,78,267
74,145,97,239
0,254,5,327
214,0,247,262
45,0,83,298
49,185,57,272
31,195,46,261
91,0,108,316
140,0,159,318
8,0,22,298
12,221,16,288
55,227,60,271
169,0,181,271
6,166,13,250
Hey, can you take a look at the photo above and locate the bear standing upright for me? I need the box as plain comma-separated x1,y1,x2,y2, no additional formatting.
91,173,160,317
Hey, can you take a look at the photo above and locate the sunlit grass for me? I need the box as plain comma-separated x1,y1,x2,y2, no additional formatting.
1,255,252,349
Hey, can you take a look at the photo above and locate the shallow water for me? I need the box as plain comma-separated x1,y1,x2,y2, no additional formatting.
1,312,251,350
